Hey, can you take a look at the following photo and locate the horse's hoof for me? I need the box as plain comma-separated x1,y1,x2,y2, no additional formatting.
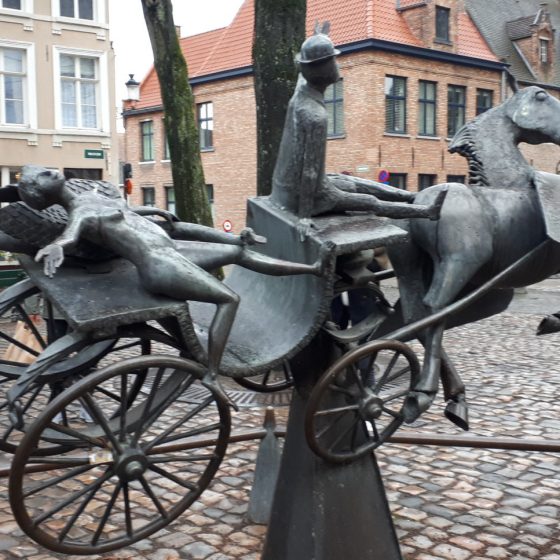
403,391,434,423
445,399,469,431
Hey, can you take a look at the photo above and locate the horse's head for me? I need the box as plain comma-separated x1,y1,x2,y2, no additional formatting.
508,86,560,146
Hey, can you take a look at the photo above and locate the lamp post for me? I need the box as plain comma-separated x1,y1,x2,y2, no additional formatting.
125,74,140,103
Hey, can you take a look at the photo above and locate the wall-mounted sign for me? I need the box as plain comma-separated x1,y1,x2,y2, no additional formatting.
378,169,390,183
356,165,370,173
84,149,104,159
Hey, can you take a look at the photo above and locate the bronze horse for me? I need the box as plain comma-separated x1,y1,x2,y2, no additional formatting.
387,86,560,428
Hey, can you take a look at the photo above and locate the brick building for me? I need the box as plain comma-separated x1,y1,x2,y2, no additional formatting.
0,0,119,186
122,0,557,232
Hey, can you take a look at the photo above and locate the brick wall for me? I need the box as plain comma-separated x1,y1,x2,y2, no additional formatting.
123,49,560,231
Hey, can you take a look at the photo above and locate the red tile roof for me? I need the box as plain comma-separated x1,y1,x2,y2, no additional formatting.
134,0,499,110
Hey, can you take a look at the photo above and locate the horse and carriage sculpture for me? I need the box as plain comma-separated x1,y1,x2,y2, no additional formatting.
0,27,559,557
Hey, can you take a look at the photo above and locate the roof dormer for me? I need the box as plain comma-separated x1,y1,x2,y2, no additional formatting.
506,4,555,82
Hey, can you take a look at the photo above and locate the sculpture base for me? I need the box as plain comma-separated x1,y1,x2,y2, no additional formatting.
261,388,402,560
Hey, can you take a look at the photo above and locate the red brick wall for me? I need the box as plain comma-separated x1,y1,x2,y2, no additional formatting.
123,49,560,231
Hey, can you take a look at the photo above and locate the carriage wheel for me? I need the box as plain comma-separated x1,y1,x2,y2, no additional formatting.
305,340,420,464
0,323,184,456
9,355,231,555
235,360,294,393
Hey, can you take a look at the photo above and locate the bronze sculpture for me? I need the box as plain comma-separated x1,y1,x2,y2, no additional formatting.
269,22,447,239
17,164,325,401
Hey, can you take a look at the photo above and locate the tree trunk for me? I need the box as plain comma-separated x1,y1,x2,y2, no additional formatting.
253,0,307,197
141,0,213,227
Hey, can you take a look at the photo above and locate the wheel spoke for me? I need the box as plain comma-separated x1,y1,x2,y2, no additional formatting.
81,393,124,454
15,305,47,349
143,394,214,453
32,468,112,525
119,373,128,442
148,453,216,464
315,406,353,440
91,481,122,545
149,422,222,448
123,482,133,538
131,367,165,445
23,464,95,498
138,474,168,518
375,351,400,389
148,463,199,492
381,405,401,419
328,413,361,452
314,404,360,417
57,477,107,544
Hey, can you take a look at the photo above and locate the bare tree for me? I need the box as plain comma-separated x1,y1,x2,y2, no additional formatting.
253,0,307,196
141,0,213,226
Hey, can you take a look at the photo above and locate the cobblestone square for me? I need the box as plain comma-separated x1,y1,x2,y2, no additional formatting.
0,284,558,559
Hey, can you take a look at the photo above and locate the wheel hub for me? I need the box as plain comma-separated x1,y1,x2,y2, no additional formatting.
360,394,384,420
114,446,148,481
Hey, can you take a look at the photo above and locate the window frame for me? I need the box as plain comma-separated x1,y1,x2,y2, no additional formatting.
476,88,493,116
418,80,437,136
140,120,155,162
142,186,156,207
58,0,95,21
197,101,213,150
540,38,550,63
53,47,108,133
447,84,466,138
435,6,451,43
385,76,407,134
325,79,344,137
418,174,437,191
162,120,170,161
165,186,175,214
447,174,466,184
0,40,35,128
388,173,408,190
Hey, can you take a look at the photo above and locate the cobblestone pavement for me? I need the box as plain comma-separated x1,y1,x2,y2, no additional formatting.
0,287,559,559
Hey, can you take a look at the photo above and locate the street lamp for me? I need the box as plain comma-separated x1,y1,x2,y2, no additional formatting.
125,74,140,102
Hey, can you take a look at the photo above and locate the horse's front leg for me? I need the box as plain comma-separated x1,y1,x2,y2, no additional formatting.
403,321,445,423
440,349,469,430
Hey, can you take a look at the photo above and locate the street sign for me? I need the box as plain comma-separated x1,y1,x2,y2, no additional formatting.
222,220,233,232
84,149,104,159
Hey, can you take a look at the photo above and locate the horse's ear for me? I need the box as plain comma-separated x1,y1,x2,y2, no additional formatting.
506,70,519,93
313,20,321,35
321,21,331,35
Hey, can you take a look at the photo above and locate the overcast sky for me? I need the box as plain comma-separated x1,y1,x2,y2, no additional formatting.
109,0,245,101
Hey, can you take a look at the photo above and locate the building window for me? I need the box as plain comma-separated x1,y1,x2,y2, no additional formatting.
447,85,466,137
165,186,175,214
63,168,102,180
435,6,450,42
418,80,436,136
385,76,407,134
142,186,155,207
325,79,344,136
2,0,21,9
60,54,97,128
0,47,25,125
540,39,549,63
206,184,214,204
447,174,466,184
60,0,94,20
140,121,154,162
163,122,170,160
197,102,213,150
476,89,493,115
418,174,437,191
388,173,407,190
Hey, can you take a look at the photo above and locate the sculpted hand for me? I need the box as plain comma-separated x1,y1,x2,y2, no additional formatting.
240,227,266,246
297,218,315,242
35,244,65,278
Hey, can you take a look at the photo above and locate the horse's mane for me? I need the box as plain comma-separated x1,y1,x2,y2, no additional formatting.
448,121,490,187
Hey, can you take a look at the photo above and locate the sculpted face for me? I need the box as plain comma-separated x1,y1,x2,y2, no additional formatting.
18,165,65,210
